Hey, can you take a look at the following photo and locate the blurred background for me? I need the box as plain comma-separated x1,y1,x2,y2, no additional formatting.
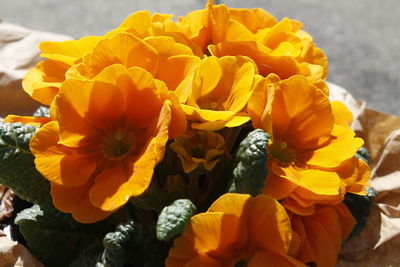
2,0,399,115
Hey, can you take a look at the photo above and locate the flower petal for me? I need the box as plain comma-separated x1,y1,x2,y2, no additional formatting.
302,124,363,168
82,33,159,78
22,60,69,105
166,212,247,266
89,101,171,211
30,121,96,187
245,194,293,254
272,76,333,149
56,77,124,147
51,181,112,224
248,250,303,267
263,170,297,200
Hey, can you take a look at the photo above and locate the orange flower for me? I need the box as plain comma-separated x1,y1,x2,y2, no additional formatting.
290,203,355,267
3,115,51,127
109,11,205,57
170,130,226,173
176,0,328,92
23,36,102,105
181,56,257,131
248,75,367,215
66,32,200,102
30,64,186,223
166,193,306,266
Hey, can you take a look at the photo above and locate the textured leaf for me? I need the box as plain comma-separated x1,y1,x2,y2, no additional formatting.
356,147,371,165
15,205,103,267
156,199,196,242
0,122,71,220
230,129,270,196
96,220,165,267
344,187,377,237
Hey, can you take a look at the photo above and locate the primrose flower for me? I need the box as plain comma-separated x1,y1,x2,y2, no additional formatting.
170,130,226,173
66,32,200,99
23,36,102,105
166,193,306,267
290,203,355,267
248,75,367,215
3,115,51,127
181,56,257,131
30,64,186,223
177,0,328,92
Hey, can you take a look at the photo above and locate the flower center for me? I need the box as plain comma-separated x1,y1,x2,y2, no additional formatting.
101,129,136,160
197,97,225,111
234,260,248,267
269,140,295,163
190,143,206,158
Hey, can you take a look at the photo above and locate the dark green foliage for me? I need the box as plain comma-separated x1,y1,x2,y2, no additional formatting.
344,187,377,237
156,199,196,242
96,220,165,267
356,147,371,165
15,205,103,267
230,129,270,196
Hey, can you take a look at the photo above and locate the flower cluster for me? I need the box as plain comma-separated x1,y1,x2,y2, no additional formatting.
7,0,370,266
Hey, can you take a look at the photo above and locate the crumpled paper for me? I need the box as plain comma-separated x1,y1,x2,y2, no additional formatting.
0,230,44,267
0,186,14,221
0,20,70,266
330,83,400,267
0,19,70,119
0,21,399,266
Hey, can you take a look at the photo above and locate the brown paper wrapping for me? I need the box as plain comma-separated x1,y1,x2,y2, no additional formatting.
0,20,70,119
330,83,400,266
0,22,399,266
0,231,44,267
0,186,14,221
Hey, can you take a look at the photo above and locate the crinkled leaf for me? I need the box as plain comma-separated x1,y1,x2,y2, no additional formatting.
15,205,103,267
344,187,377,237
156,199,196,242
96,220,166,267
356,147,371,165
230,129,270,196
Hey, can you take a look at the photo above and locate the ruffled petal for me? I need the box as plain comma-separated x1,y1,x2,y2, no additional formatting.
51,181,112,224
30,121,96,187
302,124,363,168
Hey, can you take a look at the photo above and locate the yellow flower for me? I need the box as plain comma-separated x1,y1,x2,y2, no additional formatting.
23,36,102,105
30,65,186,223
66,32,200,102
170,130,226,173
3,115,51,127
109,10,206,57
290,203,355,267
176,0,328,92
248,75,368,215
181,56,257,131
166,193,306,266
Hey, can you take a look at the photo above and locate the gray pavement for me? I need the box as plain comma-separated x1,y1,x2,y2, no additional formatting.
2,0,399,115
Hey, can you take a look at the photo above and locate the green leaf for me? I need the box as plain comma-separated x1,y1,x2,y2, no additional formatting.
0,122,71,220
344,187,377,237
156,199,196,242
356,147,371,165
96,220,166,267
15,205,103,267
229,129,270,196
